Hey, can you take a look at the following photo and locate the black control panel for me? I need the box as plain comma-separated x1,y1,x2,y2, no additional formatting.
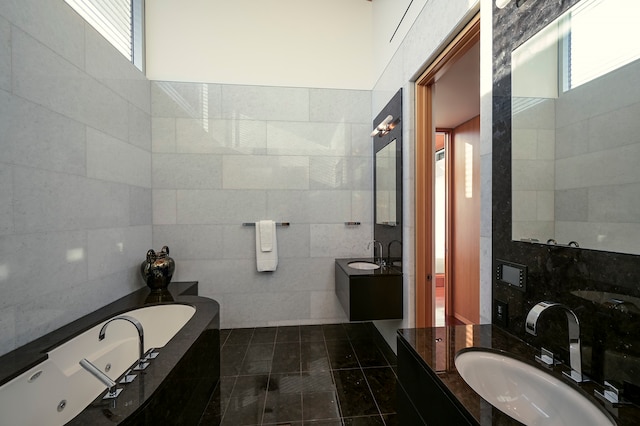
495,259,527,292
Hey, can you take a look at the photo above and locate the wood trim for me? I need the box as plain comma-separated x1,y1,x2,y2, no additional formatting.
415,83,433,327
416,13,480,87
415,12,480,328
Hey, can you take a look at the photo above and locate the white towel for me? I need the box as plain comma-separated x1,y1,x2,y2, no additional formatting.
255,220,278,271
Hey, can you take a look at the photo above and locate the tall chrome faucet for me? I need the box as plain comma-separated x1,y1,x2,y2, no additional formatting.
99,315,148,370
525,301,588,382
367,240,384,266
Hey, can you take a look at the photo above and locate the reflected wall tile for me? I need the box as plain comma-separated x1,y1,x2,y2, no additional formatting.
87,128,151,187
556,120,589,159
2,92,86,176
152,117,176,153
176,189,267,224
176,118,267,154
0,231,88,310
222,85,309,122
556,144,640,190
309,89,371,124
0,16,9,92
589,183,640,223
267,121,350,156
0,164,12,234
87,225,151,280
151,81,222,118
589,101,640,152
222,155,309,190
511,159,554,190
152,189,177,225
129,186,152,226
13,167,130,233
152,153,222,189
152,224,223,260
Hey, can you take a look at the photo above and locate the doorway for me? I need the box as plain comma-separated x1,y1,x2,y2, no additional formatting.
415,14,480,327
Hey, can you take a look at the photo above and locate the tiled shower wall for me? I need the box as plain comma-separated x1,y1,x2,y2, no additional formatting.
0,0,152,356
151,82,373,328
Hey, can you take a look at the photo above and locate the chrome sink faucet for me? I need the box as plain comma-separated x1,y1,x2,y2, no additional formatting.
367,240,384,266
525,301,588,382
99,315,148,370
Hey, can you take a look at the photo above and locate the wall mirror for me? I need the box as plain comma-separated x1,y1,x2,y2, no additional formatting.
376,139,397,226
511,0,640,255
373,89,402,267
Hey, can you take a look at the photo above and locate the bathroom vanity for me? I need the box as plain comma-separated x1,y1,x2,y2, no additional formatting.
335,258,402,321
397,325,640,425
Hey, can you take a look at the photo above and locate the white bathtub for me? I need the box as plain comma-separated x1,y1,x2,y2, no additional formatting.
0,304,195,426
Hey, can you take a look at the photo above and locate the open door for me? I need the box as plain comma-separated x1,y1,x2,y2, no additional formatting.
415,14,480,327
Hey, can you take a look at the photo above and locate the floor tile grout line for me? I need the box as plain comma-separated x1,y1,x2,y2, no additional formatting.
347,331,387,424
220,327,256,424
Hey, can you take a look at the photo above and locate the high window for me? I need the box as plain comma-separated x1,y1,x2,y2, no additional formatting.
64,0,144,71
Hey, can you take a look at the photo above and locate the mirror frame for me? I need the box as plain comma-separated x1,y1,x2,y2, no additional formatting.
373,89,403,267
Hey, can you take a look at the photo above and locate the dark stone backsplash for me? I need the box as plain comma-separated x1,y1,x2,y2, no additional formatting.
492,0,640,387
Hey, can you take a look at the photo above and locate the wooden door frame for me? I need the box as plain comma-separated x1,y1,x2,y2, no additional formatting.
415,13,480,327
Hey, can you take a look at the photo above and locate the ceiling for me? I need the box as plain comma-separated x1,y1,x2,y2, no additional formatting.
432,41,481,129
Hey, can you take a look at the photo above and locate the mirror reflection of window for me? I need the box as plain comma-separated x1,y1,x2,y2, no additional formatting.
376,140,397,225
511,0,640,254
564,0,640,91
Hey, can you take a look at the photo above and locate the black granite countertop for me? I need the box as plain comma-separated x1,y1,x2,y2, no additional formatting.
398,325,640,426
335,258,402,277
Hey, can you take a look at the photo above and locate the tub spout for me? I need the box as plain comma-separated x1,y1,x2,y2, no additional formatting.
79,358,121,399
99,315,147,370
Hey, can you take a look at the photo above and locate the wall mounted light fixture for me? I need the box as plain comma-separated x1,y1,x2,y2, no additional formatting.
371,115,400,137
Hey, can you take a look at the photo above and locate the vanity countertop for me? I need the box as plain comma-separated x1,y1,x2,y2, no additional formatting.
398,325,640,426
335,258,402,277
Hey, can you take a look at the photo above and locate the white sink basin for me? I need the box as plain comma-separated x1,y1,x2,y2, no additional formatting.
347,261,380,270
455,349,615,426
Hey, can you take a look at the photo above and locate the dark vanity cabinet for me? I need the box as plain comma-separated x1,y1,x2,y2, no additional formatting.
334,259,402,321
397,335,476,425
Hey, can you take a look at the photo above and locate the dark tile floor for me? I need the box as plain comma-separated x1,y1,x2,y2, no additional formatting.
199,322,398,425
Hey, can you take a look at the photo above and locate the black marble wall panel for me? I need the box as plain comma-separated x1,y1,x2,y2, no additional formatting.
492,0,640,388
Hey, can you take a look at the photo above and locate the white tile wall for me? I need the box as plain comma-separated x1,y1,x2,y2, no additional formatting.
152,81,371,329
0,0,151,356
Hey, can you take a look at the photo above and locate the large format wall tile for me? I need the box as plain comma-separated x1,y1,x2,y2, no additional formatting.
152,81,371,329
1,0,152,355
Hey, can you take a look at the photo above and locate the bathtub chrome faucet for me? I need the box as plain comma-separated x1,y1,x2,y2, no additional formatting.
99,315,148,370
79,358,122,399
525,301,588,382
